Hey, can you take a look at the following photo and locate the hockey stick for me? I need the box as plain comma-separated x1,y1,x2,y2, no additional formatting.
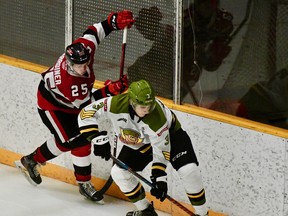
95,27,127,196
95,134,118,196
119,26,128,78
110,155,196,216
225,0,252,45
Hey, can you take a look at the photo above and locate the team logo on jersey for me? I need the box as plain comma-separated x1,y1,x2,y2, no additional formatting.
119,127,144,145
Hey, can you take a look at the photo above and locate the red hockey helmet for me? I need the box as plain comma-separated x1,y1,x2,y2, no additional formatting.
65,43,90,64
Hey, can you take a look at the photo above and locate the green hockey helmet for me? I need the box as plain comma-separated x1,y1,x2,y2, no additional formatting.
128,80,156,110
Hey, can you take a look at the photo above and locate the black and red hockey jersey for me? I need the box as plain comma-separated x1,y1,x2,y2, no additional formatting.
37,22,112,114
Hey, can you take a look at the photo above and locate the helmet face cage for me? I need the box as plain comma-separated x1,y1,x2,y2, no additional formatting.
130,100,156,113
65,43,90,65
128,80,156,112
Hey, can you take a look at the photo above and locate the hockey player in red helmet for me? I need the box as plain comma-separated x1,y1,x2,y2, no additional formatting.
15,10,135,203
65,43,91,76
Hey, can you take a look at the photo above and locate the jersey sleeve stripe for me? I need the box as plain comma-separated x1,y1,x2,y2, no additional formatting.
79,127,99,134
83,27,100,45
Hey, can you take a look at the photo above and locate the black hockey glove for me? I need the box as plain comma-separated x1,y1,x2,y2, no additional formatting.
150,175,168,202
92,131,111,161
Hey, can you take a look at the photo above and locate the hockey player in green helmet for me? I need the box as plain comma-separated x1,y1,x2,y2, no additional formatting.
128,79,156,117
78,79,208,216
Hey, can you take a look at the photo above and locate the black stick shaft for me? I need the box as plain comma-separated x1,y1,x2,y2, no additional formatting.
110,155,195,216
96,134,118,195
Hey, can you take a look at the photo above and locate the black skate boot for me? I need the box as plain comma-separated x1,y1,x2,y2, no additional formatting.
126,204,158,216
78,181,104,203
18,154,42,185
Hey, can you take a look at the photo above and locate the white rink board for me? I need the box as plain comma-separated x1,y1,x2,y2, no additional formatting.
0,63,287,216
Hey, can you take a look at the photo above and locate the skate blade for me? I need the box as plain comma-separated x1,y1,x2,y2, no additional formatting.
14,160,38,186
95,199,105,205
85,197,105,205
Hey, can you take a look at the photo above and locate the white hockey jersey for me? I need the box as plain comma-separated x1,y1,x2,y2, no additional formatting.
78,93,180,167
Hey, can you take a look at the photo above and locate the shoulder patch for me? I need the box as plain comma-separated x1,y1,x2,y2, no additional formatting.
79,108,96,120
162,151,170,161
92,101,105,111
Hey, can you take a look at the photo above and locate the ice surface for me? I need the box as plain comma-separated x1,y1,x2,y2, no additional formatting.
0,163,170,216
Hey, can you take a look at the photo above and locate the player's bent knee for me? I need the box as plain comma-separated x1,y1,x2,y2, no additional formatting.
177,163,204,192
111,165,127,181
111,165,139,192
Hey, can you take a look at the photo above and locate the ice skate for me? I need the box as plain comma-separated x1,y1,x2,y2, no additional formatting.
78,181,104,204
15,154,42,186
126,204,158,216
